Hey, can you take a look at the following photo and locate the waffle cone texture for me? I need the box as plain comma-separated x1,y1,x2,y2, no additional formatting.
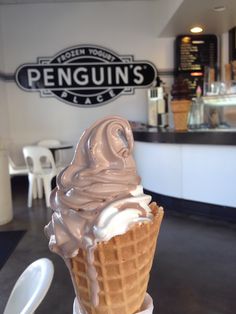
70,202,164,314
171,100,191,131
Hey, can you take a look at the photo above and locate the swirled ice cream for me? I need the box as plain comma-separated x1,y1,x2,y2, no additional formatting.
46,116,152,257
45,116,163,313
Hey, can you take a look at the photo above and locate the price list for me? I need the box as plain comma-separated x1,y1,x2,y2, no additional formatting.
176,35,217,71
175,35,218,95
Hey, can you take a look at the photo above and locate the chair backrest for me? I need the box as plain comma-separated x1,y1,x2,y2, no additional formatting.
37,139,64,166
37,139,61,148
8,156,28,176
8,156,15,169
8,157,15,173
4,258,54,314
23,146,56,174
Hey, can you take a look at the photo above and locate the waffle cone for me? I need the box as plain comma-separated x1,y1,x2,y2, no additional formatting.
171,100,191,131
70,203,164,314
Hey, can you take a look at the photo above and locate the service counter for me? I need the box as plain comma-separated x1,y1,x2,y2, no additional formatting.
133,128,236,215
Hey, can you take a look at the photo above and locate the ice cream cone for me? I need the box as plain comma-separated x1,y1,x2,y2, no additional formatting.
171,100,191,131
70,203,164,314
73,293,154,314
45,116,164,314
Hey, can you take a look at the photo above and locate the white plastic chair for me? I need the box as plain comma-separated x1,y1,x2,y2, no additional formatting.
8,157,28,177
23,146,60,208
4,258,54,314
37,139,62,166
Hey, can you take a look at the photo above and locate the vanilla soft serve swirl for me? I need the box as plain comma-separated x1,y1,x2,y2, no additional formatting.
45,116,153,309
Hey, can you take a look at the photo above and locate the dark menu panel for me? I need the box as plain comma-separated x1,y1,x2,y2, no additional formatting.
229,27,236,62
175,35,218,96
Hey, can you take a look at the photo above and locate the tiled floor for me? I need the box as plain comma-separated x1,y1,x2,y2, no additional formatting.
0,176,236,314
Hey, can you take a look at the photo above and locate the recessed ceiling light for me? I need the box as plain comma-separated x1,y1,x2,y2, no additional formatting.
213,6,226,12
190,26,203,34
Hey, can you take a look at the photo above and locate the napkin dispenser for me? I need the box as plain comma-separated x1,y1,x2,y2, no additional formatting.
147,87,168,128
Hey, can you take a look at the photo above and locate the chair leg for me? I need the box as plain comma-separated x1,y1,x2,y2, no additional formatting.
27,175,35,208
43,177,51,208
33,181,37,199
37,178,43,199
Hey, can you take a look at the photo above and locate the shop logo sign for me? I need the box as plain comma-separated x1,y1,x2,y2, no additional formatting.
15,45,157,107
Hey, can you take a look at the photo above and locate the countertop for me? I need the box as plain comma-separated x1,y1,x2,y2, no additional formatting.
133,127,236,145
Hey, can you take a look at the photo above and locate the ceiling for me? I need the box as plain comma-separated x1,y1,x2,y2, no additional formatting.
0,0,155,3
0,0,235,37
159,0,236,37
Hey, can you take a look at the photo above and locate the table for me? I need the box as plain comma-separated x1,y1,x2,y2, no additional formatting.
48,143,73,160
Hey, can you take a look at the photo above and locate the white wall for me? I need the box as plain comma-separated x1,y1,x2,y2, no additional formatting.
0,11,9,147
0,1,174,163
0,81,9,147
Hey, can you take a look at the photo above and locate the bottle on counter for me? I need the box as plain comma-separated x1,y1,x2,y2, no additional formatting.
188,86,204,129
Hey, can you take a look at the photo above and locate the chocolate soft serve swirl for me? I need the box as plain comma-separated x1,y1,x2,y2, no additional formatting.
50,115,140,212
45,115,153,309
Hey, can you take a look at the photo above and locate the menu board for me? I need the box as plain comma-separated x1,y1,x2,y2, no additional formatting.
229,27,236,62
175,35,218,96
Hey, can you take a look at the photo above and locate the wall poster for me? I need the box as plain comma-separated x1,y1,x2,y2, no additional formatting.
15,45,158,107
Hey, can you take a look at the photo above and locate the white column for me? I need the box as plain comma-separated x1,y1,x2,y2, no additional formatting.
0,7,13,225
0,142,13,225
